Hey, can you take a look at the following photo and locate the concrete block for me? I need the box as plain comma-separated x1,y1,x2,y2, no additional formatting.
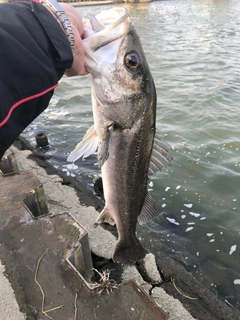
143,253,162,283
122,265,145,285
152,287,196,320
0,263,26,320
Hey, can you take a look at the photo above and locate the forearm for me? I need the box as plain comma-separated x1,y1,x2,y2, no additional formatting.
39,0,87,76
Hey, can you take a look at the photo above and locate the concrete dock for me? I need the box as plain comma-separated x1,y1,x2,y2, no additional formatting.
0,141,239,320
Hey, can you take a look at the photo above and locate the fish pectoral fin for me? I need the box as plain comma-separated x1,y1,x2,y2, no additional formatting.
67,125,98,162
98,124,114,167
138,193,158,225
148,134,173,175
96,207,115,226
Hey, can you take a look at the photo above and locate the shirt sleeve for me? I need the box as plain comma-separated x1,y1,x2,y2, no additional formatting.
0,1,74,158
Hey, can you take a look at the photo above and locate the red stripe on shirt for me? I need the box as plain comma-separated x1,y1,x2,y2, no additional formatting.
0,84,58,127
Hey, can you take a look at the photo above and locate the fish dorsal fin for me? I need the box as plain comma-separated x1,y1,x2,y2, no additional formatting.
148,134,173,175
96,206,115,226
138,193,158,225
67,125,98,162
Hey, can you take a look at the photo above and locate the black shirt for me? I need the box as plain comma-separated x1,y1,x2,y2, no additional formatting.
0,0,73,158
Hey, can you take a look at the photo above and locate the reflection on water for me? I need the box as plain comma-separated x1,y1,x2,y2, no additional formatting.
24,0,240,308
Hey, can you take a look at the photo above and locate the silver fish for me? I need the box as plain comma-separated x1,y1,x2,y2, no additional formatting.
68,8,172,263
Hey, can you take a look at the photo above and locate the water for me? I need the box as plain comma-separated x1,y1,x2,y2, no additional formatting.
23,0,240,309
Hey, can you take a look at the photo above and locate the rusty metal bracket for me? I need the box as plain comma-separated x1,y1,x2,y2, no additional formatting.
0,149,19,176
22,186,49,218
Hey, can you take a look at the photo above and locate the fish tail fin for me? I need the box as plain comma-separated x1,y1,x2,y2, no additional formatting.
113,238,146,264
96,206,115,226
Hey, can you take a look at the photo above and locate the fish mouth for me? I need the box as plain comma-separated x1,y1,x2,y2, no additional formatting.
82,8,130,73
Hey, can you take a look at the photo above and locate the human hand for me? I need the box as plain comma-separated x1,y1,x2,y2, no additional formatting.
60,3,88,76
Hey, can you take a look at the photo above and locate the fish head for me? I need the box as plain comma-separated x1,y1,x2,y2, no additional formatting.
83,8,156,129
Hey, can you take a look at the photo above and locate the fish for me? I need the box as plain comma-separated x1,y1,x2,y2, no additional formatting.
67,8,172,263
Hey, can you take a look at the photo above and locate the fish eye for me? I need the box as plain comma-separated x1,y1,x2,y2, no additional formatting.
124,52,140,71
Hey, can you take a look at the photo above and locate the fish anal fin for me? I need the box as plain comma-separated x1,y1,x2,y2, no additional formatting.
96,206,115,226
113,239,146,264
138,193,158,225
67,124,98,162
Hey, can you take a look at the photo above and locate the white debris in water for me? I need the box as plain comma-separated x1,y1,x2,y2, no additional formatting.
184,203,193,208
62,168,70,176
165,187,170,191
234,279,240,285
225,299,233,307
209,239,215,243
162,203,166,208
181,215,186,219
233,199,237,201
207,233,214,237
189,212,200,217
149,181,153,187
63,163,78,170
229,245,237,255
166,217,180,225
185,227,194,232
200,217,206,220
196,252,199,256
176,185,181,189
187,222,195,225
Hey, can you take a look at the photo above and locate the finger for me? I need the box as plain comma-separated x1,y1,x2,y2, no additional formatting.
65,25,87,76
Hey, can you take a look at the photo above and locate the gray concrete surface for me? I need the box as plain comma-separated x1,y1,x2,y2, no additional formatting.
0,146,196,320
1,145,239,320
0,263,26,320
152,287,196,320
